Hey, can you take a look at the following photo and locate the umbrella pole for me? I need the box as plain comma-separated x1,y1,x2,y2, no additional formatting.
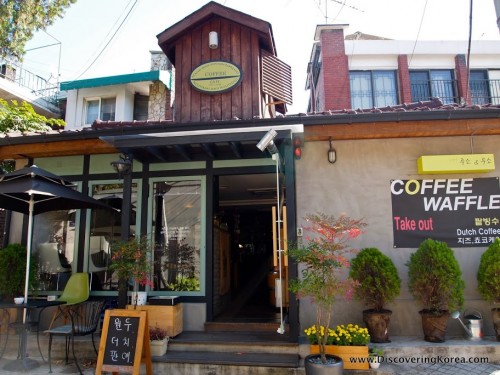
23,198,34,324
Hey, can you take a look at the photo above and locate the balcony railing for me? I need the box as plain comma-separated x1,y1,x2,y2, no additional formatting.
0,60,59,105
410,79,500,106
469,79,500,105
410,80,458,105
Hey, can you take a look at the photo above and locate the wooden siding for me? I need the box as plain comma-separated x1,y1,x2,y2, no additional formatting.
174,18,263,123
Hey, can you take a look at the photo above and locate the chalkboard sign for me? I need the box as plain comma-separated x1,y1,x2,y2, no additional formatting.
96,309,151,375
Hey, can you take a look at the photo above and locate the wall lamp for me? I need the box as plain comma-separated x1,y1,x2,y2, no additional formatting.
328,137,337,164
209,31,218,49
256,129,278,155
110,154,132,178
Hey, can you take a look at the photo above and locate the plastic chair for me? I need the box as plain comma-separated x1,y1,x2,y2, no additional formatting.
37,243,71,290
43,273,90,360
45,299,106,374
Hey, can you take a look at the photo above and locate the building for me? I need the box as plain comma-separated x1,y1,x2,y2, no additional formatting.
306,24,500,112
0,1,500,348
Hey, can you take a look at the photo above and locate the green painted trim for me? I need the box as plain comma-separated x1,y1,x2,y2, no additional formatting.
213,158,275,168
149,161,206,171
34,156,84,175
60,70,171,91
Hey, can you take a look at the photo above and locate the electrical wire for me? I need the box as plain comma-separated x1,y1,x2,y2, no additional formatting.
408,0,429,67
465,0,473,105
71,0,138,81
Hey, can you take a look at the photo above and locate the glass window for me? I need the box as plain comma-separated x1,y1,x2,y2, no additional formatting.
469,70,489,105
350,71,397,109
152,180,201,293
33,210,75,291
85,98,116,125
410,70,455,104
88,183,137,291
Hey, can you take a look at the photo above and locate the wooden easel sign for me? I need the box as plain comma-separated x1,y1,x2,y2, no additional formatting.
96,309,152,375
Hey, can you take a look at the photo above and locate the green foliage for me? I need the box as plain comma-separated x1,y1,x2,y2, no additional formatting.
110,236,153,288
166,276,200,291
369,347,384,358
0,243,39,299
406,239,464,313
288,212,366,362
0,0,76,60
477,239,500,303
0,99,65,133
349,247,401,312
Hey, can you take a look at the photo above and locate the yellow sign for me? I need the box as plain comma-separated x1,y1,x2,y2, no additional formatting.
190,61,242,94
417,154,495,174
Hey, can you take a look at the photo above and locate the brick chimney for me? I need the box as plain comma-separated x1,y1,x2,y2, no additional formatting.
314,25,351,111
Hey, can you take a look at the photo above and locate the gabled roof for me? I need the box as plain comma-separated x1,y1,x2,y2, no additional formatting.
60,70,172,91
156,1,276,62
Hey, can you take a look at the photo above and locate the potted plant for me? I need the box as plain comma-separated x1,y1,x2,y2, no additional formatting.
477,239,500,341
149,325,169,356
368,347,384,369
0,243,39,301
406,238,464,342
306,323,370,370
109,236,153,308
349,247,401,343
288,212,366,373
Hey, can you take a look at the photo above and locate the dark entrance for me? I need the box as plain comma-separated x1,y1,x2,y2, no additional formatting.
212,173,285,324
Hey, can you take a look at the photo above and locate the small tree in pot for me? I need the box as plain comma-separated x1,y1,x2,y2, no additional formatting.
350,247,401,343
288,212,366,370
477,239,500,341
407,238,464,342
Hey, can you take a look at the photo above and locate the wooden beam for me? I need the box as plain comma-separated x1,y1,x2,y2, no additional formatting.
304,118,500,141
0,139,117,159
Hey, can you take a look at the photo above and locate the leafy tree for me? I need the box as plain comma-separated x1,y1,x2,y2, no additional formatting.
0,0,76,61
0,98,64,133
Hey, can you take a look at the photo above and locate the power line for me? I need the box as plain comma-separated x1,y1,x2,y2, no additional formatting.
408,0,429,66
72,0,138,81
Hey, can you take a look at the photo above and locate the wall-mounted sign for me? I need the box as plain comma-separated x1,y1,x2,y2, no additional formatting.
190,61,242,94
391,177,500,248
417,154,495,174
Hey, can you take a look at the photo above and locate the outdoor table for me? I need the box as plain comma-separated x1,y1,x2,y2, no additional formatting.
0,299,65,372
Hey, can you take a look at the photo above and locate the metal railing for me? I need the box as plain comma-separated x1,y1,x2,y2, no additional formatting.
469,79,500,105
0,60,59,105
410,79,458,104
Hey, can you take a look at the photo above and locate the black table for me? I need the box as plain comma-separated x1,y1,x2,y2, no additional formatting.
0,299,65,372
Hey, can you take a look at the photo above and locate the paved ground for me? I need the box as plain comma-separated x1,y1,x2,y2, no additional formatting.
380,362,500,375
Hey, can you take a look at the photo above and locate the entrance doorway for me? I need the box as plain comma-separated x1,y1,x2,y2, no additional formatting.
212,173,287,324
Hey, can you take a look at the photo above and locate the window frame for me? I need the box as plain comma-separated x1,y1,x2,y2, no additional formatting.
84,97,116,125
349,70,398,109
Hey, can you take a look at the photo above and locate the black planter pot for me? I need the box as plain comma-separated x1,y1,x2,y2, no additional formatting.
304,354,343,375
363,309,392,343
419,309,450,343
492,308,500,342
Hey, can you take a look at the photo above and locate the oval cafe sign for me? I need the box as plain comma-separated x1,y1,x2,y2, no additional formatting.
190,61,242,94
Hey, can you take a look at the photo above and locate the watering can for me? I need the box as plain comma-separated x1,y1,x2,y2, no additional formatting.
451,310,483,340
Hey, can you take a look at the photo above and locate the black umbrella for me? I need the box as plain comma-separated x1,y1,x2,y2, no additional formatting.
0,165,114,309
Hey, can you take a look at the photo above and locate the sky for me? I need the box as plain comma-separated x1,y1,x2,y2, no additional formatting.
23,0,500,113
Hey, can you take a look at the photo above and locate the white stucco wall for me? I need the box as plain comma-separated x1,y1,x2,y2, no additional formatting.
295,134,500,337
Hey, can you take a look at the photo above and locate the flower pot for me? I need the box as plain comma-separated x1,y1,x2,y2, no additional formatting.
150,338,168,356
304,354,343,375
130,291,148,306
363,309,392,343
492,308,500,342
369,358,381,369
419,310,450,343
310,345,369,370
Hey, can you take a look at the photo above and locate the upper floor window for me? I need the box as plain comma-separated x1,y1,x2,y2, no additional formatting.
85,97,116,125
350,71,398,109
410,70,456,104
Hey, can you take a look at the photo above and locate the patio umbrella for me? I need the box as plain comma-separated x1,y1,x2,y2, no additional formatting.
0,165,114,311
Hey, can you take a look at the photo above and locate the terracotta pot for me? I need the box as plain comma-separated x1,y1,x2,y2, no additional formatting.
363,309,392,343
492,307,500,342
419,310,450,343
304,354,343,375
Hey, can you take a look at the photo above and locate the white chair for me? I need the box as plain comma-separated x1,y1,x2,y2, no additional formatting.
37,243,70,290
89,236,111,289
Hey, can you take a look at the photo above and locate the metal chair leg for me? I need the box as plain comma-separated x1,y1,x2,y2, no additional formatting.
48,333,53,374
70,332,83,375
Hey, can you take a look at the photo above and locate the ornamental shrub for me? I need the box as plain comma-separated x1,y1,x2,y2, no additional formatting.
406,239,464,313
349,247,401,312
0,243,39,299
477,239,500,303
